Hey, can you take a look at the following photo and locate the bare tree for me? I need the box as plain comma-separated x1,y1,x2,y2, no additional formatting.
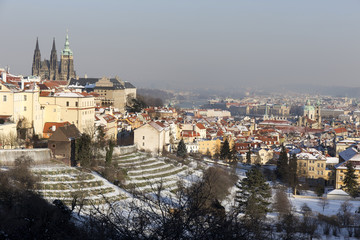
318,197,329,212
0,133,7,149
273,187,292,217
6,132,18,149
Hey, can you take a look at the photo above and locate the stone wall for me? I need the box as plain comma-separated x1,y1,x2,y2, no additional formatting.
112,145,137,156
0,149,51,166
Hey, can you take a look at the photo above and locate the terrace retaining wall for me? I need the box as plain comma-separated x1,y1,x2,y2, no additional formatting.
0,148,52,166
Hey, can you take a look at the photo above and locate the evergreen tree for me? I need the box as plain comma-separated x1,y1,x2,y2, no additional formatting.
246,146,252,164
105,139,115,165
288,153,298,194
75,133,93,167
176,139,187,158
229,144,238,162
343,161,359,198
96,125,106,149
235,167,271,221
220,139,230,160
276,145,289,182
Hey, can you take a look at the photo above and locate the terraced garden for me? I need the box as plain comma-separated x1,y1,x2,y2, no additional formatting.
114,152,191,193
32,167,129,208
31,150,201,209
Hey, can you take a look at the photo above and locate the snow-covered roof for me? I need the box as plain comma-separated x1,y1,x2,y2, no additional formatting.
326,157,339,164
327,189,349,196
339,147,358,161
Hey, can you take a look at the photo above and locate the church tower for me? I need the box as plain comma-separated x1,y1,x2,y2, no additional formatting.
59,33,76,81
32,38,41,76
315,99,321,126
49,38,58,80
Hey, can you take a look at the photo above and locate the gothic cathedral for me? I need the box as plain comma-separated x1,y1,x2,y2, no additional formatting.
32,33,76,81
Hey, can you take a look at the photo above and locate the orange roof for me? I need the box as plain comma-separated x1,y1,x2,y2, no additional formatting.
196,123,206,130
334,127,347,134
181,130,200,138
103,114,116,123
43,121,71,133
40,92,51,97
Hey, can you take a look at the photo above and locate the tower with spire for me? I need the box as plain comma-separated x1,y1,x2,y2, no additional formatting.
31,32,76,81
59,33,76,81
49,38,58,80
32,38,41,76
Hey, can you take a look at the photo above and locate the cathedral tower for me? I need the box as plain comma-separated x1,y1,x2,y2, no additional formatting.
49,38,58,80
59,33,76,81
32,38,41,76
31,33,76,81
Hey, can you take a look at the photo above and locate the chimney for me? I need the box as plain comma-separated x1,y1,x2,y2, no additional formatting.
52,125,56,132
1,71,6,82
21,78,25,90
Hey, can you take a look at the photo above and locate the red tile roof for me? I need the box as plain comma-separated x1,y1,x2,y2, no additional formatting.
43,121,71,133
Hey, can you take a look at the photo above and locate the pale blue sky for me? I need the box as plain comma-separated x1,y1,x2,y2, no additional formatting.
0,0,360,90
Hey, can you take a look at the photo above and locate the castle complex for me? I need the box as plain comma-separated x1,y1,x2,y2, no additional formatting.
32,33,76,81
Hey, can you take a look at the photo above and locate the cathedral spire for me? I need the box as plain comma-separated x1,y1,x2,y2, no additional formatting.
51,37,56,51
35,37,40,51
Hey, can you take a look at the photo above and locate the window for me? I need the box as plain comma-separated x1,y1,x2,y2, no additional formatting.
53,109,56,112
142,142,145,146
24,106,27,111
52,144,56,148
317,163,320,167
66,101,69,107
340,176,343,180
304,163,306,167
24,95,27,101
3,95,6,102
321,163,323,168
75,102,78,107
143,136,145,140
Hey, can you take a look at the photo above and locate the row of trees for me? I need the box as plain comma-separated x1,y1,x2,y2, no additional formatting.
76,125,116,167
0,132,18,149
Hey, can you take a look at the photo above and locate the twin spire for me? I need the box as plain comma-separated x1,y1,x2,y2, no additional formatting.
35,32,72,56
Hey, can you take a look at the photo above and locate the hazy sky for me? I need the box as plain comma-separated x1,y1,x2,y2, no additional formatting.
1,0,360,90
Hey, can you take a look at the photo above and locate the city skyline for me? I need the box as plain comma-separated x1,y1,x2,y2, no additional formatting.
1,0,360,91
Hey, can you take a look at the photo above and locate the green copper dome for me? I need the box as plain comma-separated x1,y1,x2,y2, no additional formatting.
304,99,315,111
61,33,73,56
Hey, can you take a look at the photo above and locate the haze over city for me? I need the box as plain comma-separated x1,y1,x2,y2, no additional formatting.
1,0,360,92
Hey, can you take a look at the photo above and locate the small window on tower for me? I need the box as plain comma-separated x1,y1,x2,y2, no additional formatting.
66,101,69,107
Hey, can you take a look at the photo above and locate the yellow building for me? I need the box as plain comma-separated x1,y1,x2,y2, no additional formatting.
296,151,327,185
335,161,360,189
198,138,221,157
69,76,136,113
335,147,360,189
39,91,95,132
0,81,43,136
